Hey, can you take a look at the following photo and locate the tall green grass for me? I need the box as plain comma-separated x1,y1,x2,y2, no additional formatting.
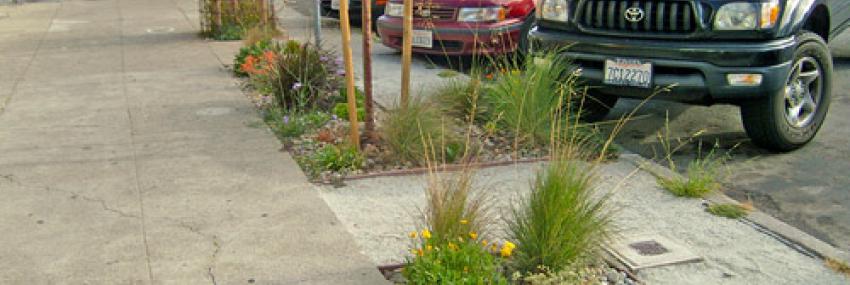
485,53,580,147
506,146,613,275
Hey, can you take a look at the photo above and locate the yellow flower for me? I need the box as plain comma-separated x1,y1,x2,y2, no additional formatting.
460,219,469,225
421,229,431,239
481,239,488,246
417,248,424,256
426,245,433,251
408,231,417,239
469,232,478,240
458,236,464,243
500,241,516,257
448,242,459,251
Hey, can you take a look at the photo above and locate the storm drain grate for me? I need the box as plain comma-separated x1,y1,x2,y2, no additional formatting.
629,240,670,256
606,235,702,271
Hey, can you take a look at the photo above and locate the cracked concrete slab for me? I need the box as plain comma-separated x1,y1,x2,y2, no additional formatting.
0,0,387,283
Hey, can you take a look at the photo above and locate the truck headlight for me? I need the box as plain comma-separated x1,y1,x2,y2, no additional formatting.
457,7,506,22
385,2,403,17
714,0,779,30
540,0,569,22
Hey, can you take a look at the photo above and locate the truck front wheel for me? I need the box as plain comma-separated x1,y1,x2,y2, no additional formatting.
740,32,833,152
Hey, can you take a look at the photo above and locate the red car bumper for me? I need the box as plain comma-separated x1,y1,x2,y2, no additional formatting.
377,16,525,55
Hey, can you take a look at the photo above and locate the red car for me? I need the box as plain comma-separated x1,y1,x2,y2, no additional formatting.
376,0,535,55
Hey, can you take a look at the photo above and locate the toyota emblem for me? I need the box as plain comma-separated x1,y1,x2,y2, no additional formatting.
624,7,645,22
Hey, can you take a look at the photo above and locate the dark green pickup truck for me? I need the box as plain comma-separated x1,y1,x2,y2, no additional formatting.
530,0,850,151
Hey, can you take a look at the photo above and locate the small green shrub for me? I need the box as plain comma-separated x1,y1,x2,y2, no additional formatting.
234,39,272,76
484,52,579,147
507,152,612,275
380,99,463,165
312,144,363,172
706,203,748,219
658,154,722,198
332,87,366,121
245,40,342,112
404,231,508,285
264,109,330,139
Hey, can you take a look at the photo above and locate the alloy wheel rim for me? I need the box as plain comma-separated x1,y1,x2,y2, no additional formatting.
784,56,822,128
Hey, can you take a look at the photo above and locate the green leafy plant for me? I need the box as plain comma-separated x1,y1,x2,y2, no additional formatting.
507,148,613,275
404,231,508,285
380,98,463,165
332,87,366,121
312,144,363,172
706,203,749,219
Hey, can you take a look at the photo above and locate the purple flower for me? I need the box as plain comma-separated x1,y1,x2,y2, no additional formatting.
334,56,343,65
292,82,303,90
283,116,290,124
332,114,339,120
336,69,345,76
320,56,329,62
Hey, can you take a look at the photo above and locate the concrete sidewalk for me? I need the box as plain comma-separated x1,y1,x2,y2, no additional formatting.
0,0,385,283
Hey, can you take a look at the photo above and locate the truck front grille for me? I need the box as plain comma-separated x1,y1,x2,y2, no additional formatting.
576,0,699,36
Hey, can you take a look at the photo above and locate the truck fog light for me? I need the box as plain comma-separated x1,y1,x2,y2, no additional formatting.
727,74,763,86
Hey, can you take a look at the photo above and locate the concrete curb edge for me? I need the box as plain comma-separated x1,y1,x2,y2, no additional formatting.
619,152,850,266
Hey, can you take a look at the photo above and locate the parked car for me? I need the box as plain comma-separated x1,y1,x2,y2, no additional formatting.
376,0,536,55
531,0,850,151
321,0,386,27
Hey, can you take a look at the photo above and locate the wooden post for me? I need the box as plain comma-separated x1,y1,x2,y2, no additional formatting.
340,0,361,148
362,0,375,134
216,0,223,30
400,0,413,108
260,0,266,26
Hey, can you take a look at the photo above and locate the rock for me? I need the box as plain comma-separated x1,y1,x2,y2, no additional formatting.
606,270,624,284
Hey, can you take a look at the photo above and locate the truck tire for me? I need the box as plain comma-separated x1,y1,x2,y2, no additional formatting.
740,31,832,152
578,90,618,122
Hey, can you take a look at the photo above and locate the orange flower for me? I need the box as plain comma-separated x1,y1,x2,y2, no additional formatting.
242,55,258,74
485,73,494,80
263,50,277,63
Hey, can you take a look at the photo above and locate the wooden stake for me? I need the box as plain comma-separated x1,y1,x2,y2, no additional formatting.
362,0,375,134
216,0,223,30
340,0,361,148
400,0,413,108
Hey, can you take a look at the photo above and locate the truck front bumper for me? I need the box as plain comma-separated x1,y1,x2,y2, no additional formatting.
529,27,798,104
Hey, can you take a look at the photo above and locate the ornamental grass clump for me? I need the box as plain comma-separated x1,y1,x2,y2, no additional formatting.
380,98,464,165
507,143,613,276
484,51,583,147
403,140,509,284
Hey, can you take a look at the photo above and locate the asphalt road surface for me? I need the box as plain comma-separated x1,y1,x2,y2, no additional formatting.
608,31,850,252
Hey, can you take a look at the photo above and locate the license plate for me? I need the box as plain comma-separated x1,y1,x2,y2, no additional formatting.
412,30,433,48
604,58,652,88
